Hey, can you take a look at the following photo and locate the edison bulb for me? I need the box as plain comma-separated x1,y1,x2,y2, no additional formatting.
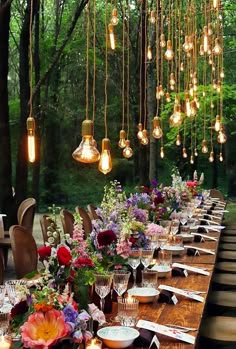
160,146,165,158
217,129,227,144
208,23,213,35
123,140,133,158
199,45,204,56
147,45,152,60
137,123,143,140
152,116,163,139
170,73,176,85
183,36,191,52
214,115,221,132
220,70,225,79
118,129,126,148
201,139,208,154
150,10,156,24
219,152,223,162
213,0,219,10
164,40,174,60
182,147,188,158
190,100,197,116
169,104,183,127
185,93,191,117
27,116,36,163
212,38,222,55
209,151,214,162
108,24,115,50
180,62,184,71
203,26,209,53
176,134,181,146
141,129,149,145
98,138,112,174
110,8,119,26
194,148,198,157
166,92,171,102
160,33,166,48
190,155,194,164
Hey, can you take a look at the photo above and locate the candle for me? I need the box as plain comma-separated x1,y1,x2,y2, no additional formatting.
86,338,102,349
127,294,133,303
0,336,11,349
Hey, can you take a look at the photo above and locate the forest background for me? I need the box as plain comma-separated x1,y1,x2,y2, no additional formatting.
0,0,235,228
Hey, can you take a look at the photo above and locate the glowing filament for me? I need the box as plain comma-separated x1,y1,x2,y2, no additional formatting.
108,24,115,50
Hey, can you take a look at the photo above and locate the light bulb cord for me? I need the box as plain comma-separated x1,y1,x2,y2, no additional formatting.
92,0,96,122
29,0,34,118
86,3,90,120
104,0,108,138
126,0,130,138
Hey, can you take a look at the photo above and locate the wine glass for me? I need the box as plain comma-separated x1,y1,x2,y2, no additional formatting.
94,272,113,312
128,248,141,288
113,270,131,297
5,280,27,305
170,220,179,235
180,212,188,226
141,248,154,270
159,231,169,249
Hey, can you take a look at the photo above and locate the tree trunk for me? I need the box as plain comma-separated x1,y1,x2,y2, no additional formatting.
0,2,13,228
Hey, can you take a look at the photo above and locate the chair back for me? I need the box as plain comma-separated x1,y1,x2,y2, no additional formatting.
40,215,61,246
0,249,4,284
87,204,99,220
75,207,92,238
9,225,38,279
60,209,74,237
210,189,225,202
17,198,36,234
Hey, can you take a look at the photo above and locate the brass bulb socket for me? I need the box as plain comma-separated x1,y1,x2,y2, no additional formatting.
138,123,143,130
153,116,160,128
108,23,114,33
112,8,118,17
119,130,126,139
26,116,35,131
167,40,172,49
125,139,131,147
101,138,111,151
81,119,93,137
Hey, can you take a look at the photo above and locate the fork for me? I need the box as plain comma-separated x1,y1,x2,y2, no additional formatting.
164,324,198,332
182,288,206,295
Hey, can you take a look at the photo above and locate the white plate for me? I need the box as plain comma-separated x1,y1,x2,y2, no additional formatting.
163,245,185,255
128,287,159,303
179,233,194,242
97,326,139,348
151,265,172,277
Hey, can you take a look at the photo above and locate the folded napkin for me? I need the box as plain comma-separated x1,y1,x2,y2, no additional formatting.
172,267,188,277
158,290,177,304
186,248,200,256
134,328,156,347
193,234,204,243
197,226,208,234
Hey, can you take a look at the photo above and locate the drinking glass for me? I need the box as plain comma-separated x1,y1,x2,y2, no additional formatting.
113,270,131,297
141,248,154,270
148,234,159,250
170,220,179,235
117,298,139,327
94,272,113,312
128,249,142,287
0,286,6,307
5,280,27,305
159,231,169,249
141,269,158,288
0,312,10,335
180,212,188,226
159,250,172,268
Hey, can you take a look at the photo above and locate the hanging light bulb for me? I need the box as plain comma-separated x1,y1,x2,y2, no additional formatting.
194,96,200,109
141,129,149,145
190,100,197,116
27,115,36,163
98,138,112,174
123,139,133,158
166,92,171,102
147,45,152,60
118,129,126,148
108,24,115,50
110,8,119,26
210,101,214,109
190,155,194,164
219,152,223,162
180,62,184,71
182,147,188,158
160,33,166,48
194,148,198,156
216,80,222,93
137,123,143,139
217,128,227,144
150,10,156,24
192,72,198,85
213,0,220,9
72,120,100,163
152,116,163,139
160,146,165,158
176,134,181,146
164,40,174,60
169,104,183,127
199,45,204,56
170,73,176,86
212,79,217,90
214,115,221,132
208,23,213,35
189,84,194,97
183,36,190,52
212,38,222,55
201,139,208,154
209,151,214,162
185,92,191,117
203,26,209,53
220,70,225,79
209,55,213,65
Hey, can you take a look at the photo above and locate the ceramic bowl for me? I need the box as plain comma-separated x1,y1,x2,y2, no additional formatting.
97,326,139,348
179,233,194,243
163,245,185,256
127,287,159,303
151,264,172,278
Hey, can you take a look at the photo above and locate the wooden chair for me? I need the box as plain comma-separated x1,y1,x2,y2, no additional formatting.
40,214,60,246
209,189,225,202
60,209,74,237
17,198,36,234
0,249,4,284
75,207,92,238
9,225,38,279
87,204,99,220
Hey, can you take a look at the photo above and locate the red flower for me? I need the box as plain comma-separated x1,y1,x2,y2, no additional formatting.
11,300,29,318
74,257,94,268
154,195,164,206
57,246,72,266
97,230,117,248
38,246,51,260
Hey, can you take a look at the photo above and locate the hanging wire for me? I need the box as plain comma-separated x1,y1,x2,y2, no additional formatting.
143,0,147,130
126,0,130,138
92,0,96,122
104,0,108,138
139,0,143,125
29,0,34,117
122,2,125,131
85,3,90,120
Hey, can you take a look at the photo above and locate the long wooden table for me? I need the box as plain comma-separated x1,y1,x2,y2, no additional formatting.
107,228,222,349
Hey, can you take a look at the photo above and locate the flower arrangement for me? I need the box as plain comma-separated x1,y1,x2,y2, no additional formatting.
10,285,93,349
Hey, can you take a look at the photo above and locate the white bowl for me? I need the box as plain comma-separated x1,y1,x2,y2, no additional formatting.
179,233,194,243
151,264,172,278
127,287,159,303
97,326,139,348
163,245,185,255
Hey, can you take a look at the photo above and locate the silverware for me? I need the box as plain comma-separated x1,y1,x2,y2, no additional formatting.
164,324,197,332
182,288,207,295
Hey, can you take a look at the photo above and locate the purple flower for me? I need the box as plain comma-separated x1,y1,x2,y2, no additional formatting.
63,304,78,325
133,208,148,223
151,179,158,187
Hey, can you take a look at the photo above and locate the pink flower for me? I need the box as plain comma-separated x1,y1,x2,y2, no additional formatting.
20,309,70,349
145,223,163,236
74,257,94,268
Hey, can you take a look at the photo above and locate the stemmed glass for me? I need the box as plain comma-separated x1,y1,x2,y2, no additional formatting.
180,212,188,226
159,231,169,249
170,220,179,235
94,272,113,312
113,270,131,298
128,248,142,288
141,248,154,270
